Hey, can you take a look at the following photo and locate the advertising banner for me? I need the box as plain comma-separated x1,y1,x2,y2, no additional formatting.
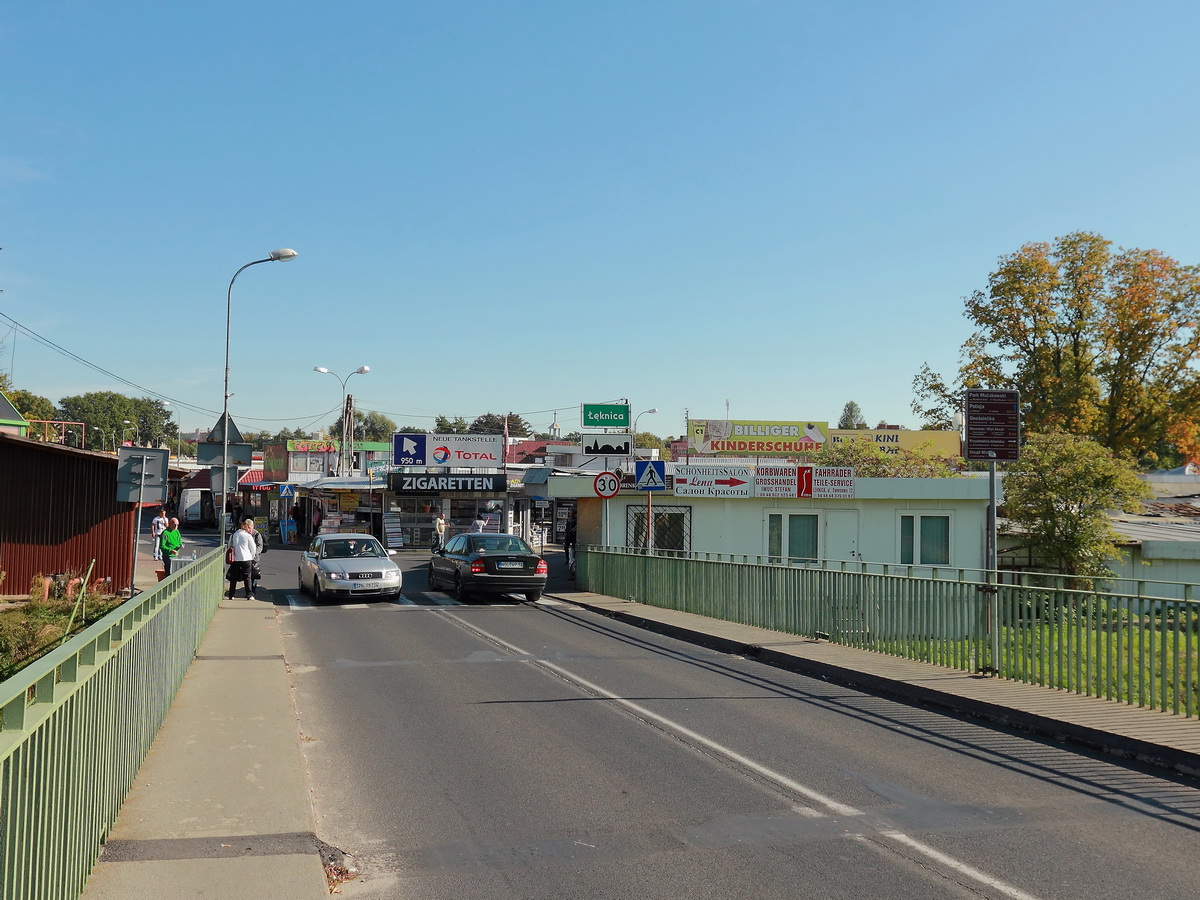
812,467,855,499
673,465,753,498
750,465,853,498
753,464,804,498
388,472,508,493
829,429,960,457
392,433,505,467
688,419,829,456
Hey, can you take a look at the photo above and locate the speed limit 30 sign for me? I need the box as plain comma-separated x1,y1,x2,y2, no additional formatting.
593,471,621,498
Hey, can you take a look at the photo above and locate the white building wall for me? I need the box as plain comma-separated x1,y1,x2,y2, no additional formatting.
552,476,990,570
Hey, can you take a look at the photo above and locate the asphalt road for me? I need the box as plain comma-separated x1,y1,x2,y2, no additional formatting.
253,544,1200,900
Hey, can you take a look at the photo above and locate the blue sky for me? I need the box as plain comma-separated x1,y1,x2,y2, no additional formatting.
4,1,1200,440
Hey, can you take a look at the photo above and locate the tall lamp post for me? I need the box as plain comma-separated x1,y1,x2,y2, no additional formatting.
122,419,140,446
163,401,183,459
633,408,659,549
313,365,369,476
633,407,659,437
221,249,298,549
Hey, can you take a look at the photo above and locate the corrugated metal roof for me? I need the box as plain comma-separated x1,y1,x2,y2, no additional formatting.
1112,517,1200,543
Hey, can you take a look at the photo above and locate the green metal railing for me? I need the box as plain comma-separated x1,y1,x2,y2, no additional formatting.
579,547,1200,717
0,551,223,900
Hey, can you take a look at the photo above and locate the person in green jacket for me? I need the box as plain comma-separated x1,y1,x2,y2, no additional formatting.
160,517,184,575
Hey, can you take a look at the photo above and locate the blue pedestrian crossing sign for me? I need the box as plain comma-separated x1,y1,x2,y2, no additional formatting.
635,460,666,491
279,483,297,498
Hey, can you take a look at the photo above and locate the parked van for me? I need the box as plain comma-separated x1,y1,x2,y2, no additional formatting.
178,488,215,527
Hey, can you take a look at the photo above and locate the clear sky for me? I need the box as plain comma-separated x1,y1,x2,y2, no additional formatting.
4,1,1200,441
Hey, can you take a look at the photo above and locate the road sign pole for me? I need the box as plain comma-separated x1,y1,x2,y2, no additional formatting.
646,491,653,551
128,457,147,598
988,460,1000,671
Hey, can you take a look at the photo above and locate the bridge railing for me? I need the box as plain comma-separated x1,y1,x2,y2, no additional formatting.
0,550,223,900
578,546,1200,717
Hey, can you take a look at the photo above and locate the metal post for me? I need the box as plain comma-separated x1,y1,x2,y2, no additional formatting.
128,456,147,598
988,460,1000,670
646,490,653,551
221,249,298,548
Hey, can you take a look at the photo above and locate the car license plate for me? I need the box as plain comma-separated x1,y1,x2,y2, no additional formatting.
354,581,379,589
496,561,523,570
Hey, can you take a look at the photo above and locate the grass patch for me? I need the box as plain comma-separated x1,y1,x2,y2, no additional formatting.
0,578,125,680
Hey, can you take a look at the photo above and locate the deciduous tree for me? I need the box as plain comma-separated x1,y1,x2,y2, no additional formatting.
811,437,959,477
6,389,55,424
435,415,470,434
1001,431,1150,582
469,412,530,437
914,232,1200,462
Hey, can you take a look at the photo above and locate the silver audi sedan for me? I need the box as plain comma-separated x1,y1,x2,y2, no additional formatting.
298,533,403,602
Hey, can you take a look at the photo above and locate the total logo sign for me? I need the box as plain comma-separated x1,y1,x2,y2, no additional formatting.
432,445,497,463
392,432,505,468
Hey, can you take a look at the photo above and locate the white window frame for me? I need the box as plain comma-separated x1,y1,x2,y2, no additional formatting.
896,510,954,567
764,508,823,564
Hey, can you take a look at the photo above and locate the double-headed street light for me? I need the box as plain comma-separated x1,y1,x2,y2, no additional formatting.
221,248,298,548
122,418,140,446
313,365,370,476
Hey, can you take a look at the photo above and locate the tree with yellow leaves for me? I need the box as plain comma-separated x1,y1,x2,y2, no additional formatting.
914,231,1200,464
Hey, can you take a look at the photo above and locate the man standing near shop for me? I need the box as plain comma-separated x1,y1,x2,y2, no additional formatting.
150,507,168,561
160,517,184,575
434,511,447,550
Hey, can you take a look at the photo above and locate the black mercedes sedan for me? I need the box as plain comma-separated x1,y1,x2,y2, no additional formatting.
428,533,548,602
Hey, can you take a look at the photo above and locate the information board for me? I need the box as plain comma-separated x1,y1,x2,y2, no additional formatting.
964,389,1021,462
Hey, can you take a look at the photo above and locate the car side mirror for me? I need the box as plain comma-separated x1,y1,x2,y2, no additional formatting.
387,549,397,557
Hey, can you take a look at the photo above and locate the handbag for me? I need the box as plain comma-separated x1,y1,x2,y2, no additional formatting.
225,547,235,565
251,561,262,581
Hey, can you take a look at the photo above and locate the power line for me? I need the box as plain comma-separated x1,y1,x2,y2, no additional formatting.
0,310,331,423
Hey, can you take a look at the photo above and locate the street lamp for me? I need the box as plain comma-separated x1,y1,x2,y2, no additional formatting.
221,248,298,548
633,407,659,550
122,419,140,446
313,365,370,476
633,407,659,439
163,401,182,459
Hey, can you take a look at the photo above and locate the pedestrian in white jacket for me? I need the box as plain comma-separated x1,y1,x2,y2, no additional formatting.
227,519,257,600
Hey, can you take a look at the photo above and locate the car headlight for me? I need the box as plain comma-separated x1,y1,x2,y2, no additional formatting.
325,571,348,580
382,570,401,580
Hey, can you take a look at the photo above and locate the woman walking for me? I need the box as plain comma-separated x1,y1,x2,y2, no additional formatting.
227,518,257,600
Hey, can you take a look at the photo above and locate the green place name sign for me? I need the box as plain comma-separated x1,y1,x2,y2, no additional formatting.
582,403,630,429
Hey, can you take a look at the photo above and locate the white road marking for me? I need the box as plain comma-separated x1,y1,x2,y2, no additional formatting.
285,593,460,610
450,615,1045,900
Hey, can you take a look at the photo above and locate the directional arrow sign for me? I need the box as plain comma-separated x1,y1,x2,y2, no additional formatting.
392,433,427,465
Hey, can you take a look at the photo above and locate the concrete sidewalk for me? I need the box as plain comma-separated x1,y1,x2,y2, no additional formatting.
83,517,328,900
80,591,328,900
82,542,1200,899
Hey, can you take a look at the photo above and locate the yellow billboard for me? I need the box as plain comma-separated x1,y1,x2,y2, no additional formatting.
688,419,829,456
829,429,961,457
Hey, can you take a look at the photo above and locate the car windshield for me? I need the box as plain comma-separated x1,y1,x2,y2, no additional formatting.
322,539,384,559
470,536,530,554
